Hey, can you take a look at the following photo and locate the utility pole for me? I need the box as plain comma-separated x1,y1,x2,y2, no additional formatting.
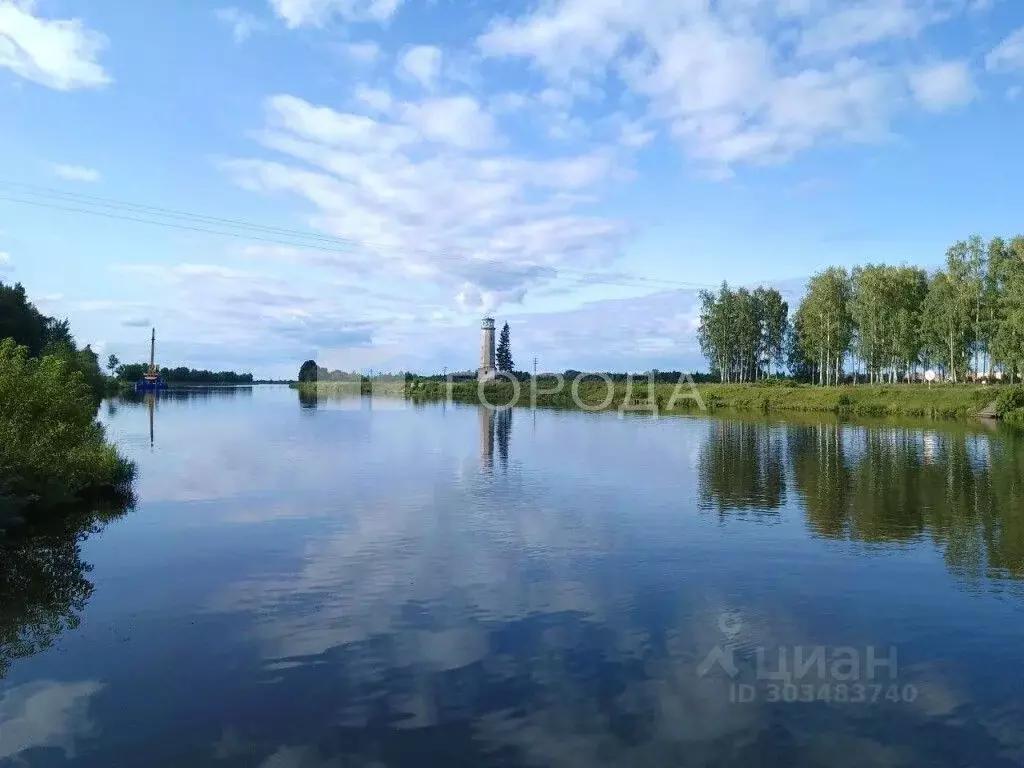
532,356,538,430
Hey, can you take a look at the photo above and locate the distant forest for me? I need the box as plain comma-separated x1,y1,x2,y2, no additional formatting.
115,363,254,384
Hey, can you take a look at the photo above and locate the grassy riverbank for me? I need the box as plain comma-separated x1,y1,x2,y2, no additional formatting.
335,378,1017,420
294,377,1024,422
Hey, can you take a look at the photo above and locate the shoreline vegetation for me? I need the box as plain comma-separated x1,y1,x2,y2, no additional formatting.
111,363,256,385
1,282,135,529
292,377,1024,423
698,235,1024,387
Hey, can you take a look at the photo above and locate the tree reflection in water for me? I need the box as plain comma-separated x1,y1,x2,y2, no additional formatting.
0,497,133,678
699,418,1024,581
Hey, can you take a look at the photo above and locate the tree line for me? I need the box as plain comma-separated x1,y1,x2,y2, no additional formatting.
297,361,408,383
113,362,253,384
700,235,1024,385
0,282,134,517
697,286,789,382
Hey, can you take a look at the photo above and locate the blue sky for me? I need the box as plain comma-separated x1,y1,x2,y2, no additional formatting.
1,0,1023,377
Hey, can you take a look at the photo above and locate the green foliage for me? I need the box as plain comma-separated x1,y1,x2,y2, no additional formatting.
0,339,135,510
995,386,1024,416
0,282,48,356
403,377,995,421
496,322,513,373
698,235,1024,388
921,269,971,382
753,377,798,388
116,363,253,384
850,264,928,383
298,359,319,383
0,281,107,404
794,267,853,386
698,283,788,382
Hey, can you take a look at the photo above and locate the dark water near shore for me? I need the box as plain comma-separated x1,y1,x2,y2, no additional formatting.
2,386,1024,766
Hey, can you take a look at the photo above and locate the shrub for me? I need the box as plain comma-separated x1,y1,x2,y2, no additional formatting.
754,378,798,388
1004,409,1024,428
995,386,1024,416
0,340,135,510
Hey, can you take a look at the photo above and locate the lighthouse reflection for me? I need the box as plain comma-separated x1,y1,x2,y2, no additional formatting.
496,407,512,469
479,406,513,472
479,406,494,470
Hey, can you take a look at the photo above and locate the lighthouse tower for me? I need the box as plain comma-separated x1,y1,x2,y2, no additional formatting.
478,317,497,382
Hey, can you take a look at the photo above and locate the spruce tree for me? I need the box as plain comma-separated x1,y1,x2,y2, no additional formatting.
496,322,513,372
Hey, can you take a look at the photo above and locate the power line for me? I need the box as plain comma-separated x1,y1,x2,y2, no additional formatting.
0,193,367,255
0,179,720,289
0,180,367,249
0,179,725,291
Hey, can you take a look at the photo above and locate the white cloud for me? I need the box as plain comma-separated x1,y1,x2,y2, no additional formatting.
618,119,655,148
477,0,981,173
490,91,530,113
795,0,949,56
191,0,997,372
223,92,629,315
268,0,402,28
214,7,266,43
263,93,418,151
0,251,11,273
0,0,110,90
49,163,101,182
909,60,976,112
399,96,496,148
986,28,1024,73
354,83,392,112
397,44,442,89
340,40,381,63
0,681,104,761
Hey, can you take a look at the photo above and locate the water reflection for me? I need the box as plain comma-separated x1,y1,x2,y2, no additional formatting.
0,500,132,679
797,425,1024,579
118,386,254,403
698,421,785,513
496,408,512,470
297,386,318,409
697,420,1024,581
4,392,1024,767
147,395,155,448
476,407,513,472
479,405,494,470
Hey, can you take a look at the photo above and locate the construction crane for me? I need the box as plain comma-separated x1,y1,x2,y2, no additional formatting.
136,328,168,392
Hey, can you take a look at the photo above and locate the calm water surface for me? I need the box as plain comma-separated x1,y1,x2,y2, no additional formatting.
2,386,1024,766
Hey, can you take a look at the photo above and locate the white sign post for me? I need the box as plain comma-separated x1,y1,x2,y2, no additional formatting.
925,369,936,389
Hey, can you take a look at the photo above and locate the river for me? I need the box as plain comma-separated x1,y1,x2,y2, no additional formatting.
1,385,1023,766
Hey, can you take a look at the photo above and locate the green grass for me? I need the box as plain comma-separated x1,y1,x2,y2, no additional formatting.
402,378,1002,420
295,376,1013,422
